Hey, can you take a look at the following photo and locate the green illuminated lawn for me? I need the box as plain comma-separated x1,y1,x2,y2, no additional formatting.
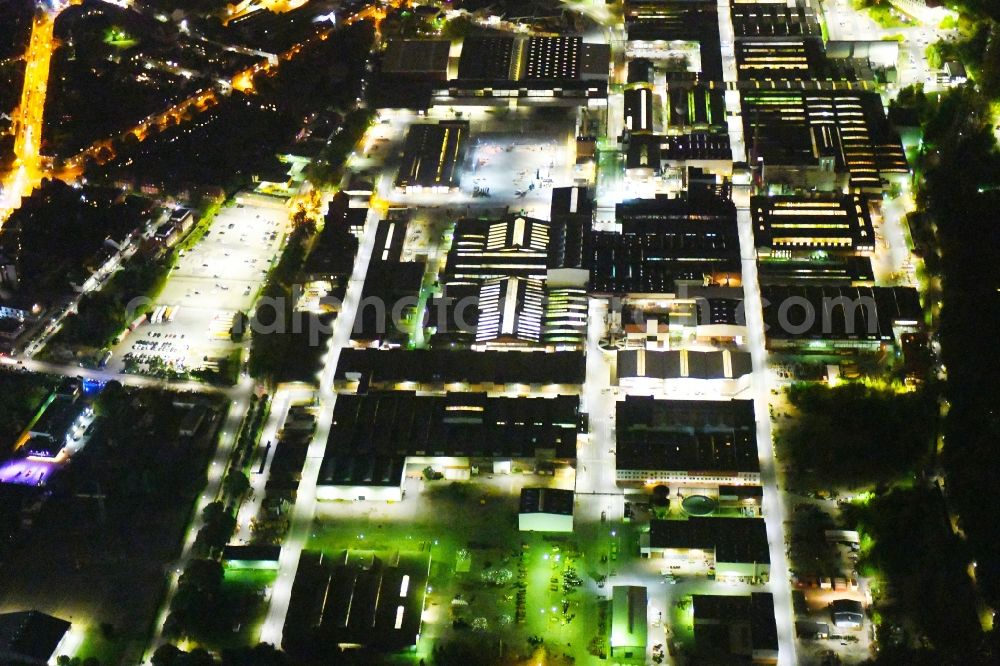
865,4,908,29
191,567,277,650
73,627,126,665
223,565,277,588
668,595,696,653
103,27,139,49
305,477,610,663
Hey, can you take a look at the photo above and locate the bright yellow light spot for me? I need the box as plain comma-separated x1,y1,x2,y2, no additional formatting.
232,69,256,92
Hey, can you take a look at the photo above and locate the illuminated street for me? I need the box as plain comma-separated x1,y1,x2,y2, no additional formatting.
233,383,314,543
258,209,379,645
0,10,56,224
145,376,256,659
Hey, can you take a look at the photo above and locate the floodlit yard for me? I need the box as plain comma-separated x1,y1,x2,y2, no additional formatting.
305,473,623,663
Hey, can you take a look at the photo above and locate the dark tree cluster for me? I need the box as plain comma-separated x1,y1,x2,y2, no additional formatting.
777,382,936,491
0,179,154,299
164,554,270,648
0,370,57,447
54,257,171,350
247,223,331,383
44,4,204,156
75,383,212,513
0,0,34,60
915,84,1000,633
845,488,986,663
878,25,1000,657
91,20,375,196
192,501,237,558
787,504,840,577
0,383,227,656
152,642,293,666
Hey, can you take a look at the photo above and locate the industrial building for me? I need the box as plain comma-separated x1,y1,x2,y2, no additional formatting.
624,85,655,134
429,207,590,350
318,391,579,493
282,550,431,656
641,517,771,582
730,0,822,40
752,194,876,255
760,285,922,350
611,586,648,660
0,611,71,666
316,454,407,502
589,195,741,294
734,38,827,80
519,487,575,532
616,396,759,485
743,90,908,192
17,392,88,459
615,348,754,395
440,35,609,106
757,255,875,286
475,276,546,348
614,288,747,348
443,215,551,284
625,0,724,79
438,202,588,285
351,215,425,347
692,592,780,664
381,39,451,81
625,131,733,177
542,286,589,349
831,598,865,629
394,121,469,193
333,348,586,392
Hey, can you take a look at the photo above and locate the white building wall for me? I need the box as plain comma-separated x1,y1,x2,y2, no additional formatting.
519,512,574,532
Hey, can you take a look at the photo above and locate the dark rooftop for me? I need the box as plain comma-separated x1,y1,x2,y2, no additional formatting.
520,487,575,515
617,395,758,473
222,544,282,562
382,39,451,77
618,395,756,431
757,255,874,286
325,391,579,460
649,517,770,564
318,454,406,488
588,199,741,293
617,429,759,474
395,121,469,190
457,35,516,80
691,592,778,654
283,550,430,655
0,611,70,665
335,349,586,386
617,349,753,382
760,285,922,342
742,90,907,189
751,194,875,252
731,0,821,39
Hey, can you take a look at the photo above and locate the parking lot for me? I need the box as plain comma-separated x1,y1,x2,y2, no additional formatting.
109,195,290,373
